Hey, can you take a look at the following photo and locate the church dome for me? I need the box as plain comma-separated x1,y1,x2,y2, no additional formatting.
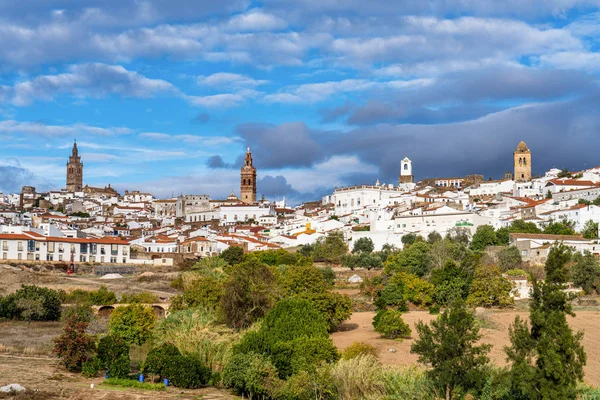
516,141,529,152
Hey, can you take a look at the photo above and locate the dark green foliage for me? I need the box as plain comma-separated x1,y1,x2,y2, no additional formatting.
374,277,407,311
394,272,435,307
430,260,471,306
142,343,181,376
162,354,211,389
411,300,491,399
109,303,157,345
557,168,571,178
81,357,102,378
317,266,336,285
427,231,443,244
342,252,383,270
182,275,224,310
298,243,313,258
507,219,543,234
63,286,117,305
52,315,96,372
466,265,514,308
281,264,329,295
233,298,338,379
220,245,244,265
581,220,599,239
220,258,280,329
446,227,471,246
572,251,600,294
470,225,498,251
222,352,281,398
3,285,62,321
498,246,522,271
352,237,374,254
61,303,94,323
372,309,411,340
250,249,301,266
384,241,432,277
505,245,586,400
311,231,348,264
98,334,131,378
401,233,418,246
543,220,576,236
298,291,352,332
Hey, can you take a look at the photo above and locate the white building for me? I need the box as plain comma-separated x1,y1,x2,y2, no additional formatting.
219,204,275,226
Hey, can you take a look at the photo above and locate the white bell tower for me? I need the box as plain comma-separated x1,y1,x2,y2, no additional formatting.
399,157,414,184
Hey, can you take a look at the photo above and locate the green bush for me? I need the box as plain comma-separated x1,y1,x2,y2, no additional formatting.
298,291,352,332
374,279,407,311
277,365,337,400
466,265,513,308
61,303,94,323
97,334,131,378
372,310,411,340
342,342,378,360
142,343,181,376
272,336,339,378
393,272,434,307
318,266,336,286
384,241,432,277
222,352,282,398
163,354,211,389
109,304,157,345
182,275,224,310
4,285,62,321
82,357,102,378
119,291,159,304
64,286,117,305
220,246,245,265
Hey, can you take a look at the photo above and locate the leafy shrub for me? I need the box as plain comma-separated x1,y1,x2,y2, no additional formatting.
63,286,117,305
281,264,330,295
142,343,181,376
53,315,96,372
393,272,434,307
277,365,337,400
298,291,352,332
384,241,432,277
318,266,336,286
372,310,411,340
162,354,211,389
61,303,94,323
222,352,282,398
272,336,339,378
109,304,157,345
97,334,131,378
220,259,280,329
119,291,159,304
352,237,374,254
311,232,349,264
220,246,244,266
498,246,522,271
466,265,513,308
81,357,102,378
4,285,61,321
182,275,224,310
430,260,472,306
342,342,378,360
374,279,406,311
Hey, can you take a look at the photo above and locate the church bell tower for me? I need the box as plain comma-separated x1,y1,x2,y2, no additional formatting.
66,140,83,192
240,147,257,204
514,141,532,182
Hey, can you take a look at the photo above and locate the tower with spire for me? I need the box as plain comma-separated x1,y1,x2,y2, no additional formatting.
66,140,83,192
240,147,257,204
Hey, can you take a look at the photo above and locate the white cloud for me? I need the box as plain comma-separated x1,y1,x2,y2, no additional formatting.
197,72,268,88
138,132,240,145
0,120,132,136
225,8,287,32
538,51,600,70
12,63,179,106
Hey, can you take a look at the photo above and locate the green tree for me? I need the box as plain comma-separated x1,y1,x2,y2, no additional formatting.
581,219,599,239
571,251,600,294
470,225,498,251
546,190,553,199
466,265,514,308
220,258,280,329
430,260,472,306
543,220,575,235
220,246,245,265
98,334,131,378
384,241,432,277
401,233,418,246
5,285,62,321
372,309,411,340
312,231,348,264
505,245,586,399
445,227,471,246
352,237,374,254
411,299,491,399
557,168,571,178
508,220,542,234
109,304,157,345
498,246,522,271
593,195,600,206
427,231,443,244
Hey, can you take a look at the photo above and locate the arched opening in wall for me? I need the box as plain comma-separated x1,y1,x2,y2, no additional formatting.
519,158,523,166
152,305,166,319
523,158,527,166
98,306,115,318
404,164,408,170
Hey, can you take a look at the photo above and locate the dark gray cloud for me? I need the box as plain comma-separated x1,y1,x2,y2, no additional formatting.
0,165,46,193
235,122,326,168
343,67,598,125
257,175,298,197
191,113,210,124
319,101,354,123
206,155,233,169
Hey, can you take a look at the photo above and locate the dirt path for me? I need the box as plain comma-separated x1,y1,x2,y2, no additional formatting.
332,311,600,387
0,355,236,399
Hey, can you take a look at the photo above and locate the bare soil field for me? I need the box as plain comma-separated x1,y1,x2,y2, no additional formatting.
332,310,600,387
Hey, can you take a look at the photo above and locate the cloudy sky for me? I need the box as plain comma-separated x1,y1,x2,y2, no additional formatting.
0,1,599,203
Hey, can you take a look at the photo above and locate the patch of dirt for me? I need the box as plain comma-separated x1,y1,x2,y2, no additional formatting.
332,310,600,386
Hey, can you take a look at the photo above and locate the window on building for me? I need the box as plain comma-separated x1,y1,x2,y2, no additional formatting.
2,253,6,260
35,242,40,251
17,253,22,260
17,242,23,251
48,242,55,252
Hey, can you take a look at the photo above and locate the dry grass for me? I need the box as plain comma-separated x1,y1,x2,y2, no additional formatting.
0,321,61,356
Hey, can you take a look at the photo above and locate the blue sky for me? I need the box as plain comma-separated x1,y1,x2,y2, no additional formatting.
0,1,600,204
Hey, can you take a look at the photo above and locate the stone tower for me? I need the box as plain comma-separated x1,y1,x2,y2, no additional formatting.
399,157,414,184
240,147,257,204
514,141,532,182
66,140,83,192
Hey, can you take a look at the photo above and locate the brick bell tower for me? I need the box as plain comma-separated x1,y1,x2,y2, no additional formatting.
66,140,83,192
240,147,257,204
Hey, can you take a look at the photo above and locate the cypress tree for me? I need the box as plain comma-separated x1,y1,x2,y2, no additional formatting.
505,244,586,399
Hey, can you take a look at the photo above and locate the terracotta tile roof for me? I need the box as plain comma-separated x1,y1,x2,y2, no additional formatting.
547,178,597,187
509,233,588,241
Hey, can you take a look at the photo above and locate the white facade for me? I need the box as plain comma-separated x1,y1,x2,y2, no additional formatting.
466,180,514,197
400,157,412,178
219,204,275,226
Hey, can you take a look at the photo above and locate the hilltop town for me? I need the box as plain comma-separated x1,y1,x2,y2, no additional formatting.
0,140,598,268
